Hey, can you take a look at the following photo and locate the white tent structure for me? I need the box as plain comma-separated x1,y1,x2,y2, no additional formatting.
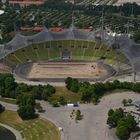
0,24,140,80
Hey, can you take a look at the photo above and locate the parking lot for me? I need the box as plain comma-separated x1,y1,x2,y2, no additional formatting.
40,92,140,140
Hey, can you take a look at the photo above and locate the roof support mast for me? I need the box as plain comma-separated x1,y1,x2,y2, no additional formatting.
71,0,75,28
101,6,105,43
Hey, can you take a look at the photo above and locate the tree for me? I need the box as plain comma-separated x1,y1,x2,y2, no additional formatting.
107,115,116,128
116,126,130,140
107,108,124,127
116,115,137,140
122,99,127,106
17,93,37,120
3,75,17,98
133,30,140,43
4,76,16,89
80,87,92,102
41,85,55,100
16,83,30,93
80,84,94,102
16,93,35,107
35,103,43,112
118,115,137,132
128,99,132,105
108,109,114,116
113,80,122,89
104,81,114,91
31,85,42,100
75,110,83,120
92,96,99,105
58,96,67,105
0,104,5,113
107,108,137,140
51,100,59,107
42,89,50,100
65,77,73,90
93,82,105,96
18,104,37,120
70,79,79,93
132,83,140,92
45,85,56,95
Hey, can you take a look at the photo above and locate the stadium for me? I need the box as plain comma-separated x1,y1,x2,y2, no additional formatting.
0,23,139,82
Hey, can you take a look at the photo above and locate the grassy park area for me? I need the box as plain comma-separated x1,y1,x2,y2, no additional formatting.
0,87,131,105
0,98,16,104
0,110,61,140
54,86,82,103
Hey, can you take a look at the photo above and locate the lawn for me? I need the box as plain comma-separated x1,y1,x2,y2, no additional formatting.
104,89,131,96
53,86,82,103
0,98,16,104
0,110,61,140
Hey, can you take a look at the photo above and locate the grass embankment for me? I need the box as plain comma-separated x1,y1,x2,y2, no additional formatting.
52,86,81,103
0,87,81,104
0,110,60,140
0,87,132,105
104,89,131,96
0,88,131,105
0,98,16,104
53,87,133,104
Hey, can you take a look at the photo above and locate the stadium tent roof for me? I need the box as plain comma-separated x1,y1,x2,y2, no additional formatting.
50,30,69,40
66,24,90,40
1,24,140,74
6,32,28,51
25,27,54,43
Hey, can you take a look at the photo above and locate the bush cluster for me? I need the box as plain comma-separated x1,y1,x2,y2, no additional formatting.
0,73,56,119
107,108,138,140
0,74,56,100
65,77,140,103
17,93,37,120
0,104,5,113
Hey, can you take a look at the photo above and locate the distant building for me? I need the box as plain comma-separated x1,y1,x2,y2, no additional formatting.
114,0,140,6
133,101,140,109
20,26,92,32
9,0,45,7
20,27,65,32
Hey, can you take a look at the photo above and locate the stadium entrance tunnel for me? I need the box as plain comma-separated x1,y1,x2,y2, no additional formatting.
3,40,132,82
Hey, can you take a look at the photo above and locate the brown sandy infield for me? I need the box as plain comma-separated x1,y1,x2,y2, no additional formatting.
27,61,107,79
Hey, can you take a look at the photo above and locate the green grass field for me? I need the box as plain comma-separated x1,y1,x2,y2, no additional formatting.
53,87,82,103
0,110,61,140
0,98,16,104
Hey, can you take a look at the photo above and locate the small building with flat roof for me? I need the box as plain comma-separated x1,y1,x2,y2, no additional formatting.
9,0,45,7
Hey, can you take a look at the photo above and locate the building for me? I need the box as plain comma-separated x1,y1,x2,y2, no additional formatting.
9,0,45,7
114,0,140,6
133,101,140,109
